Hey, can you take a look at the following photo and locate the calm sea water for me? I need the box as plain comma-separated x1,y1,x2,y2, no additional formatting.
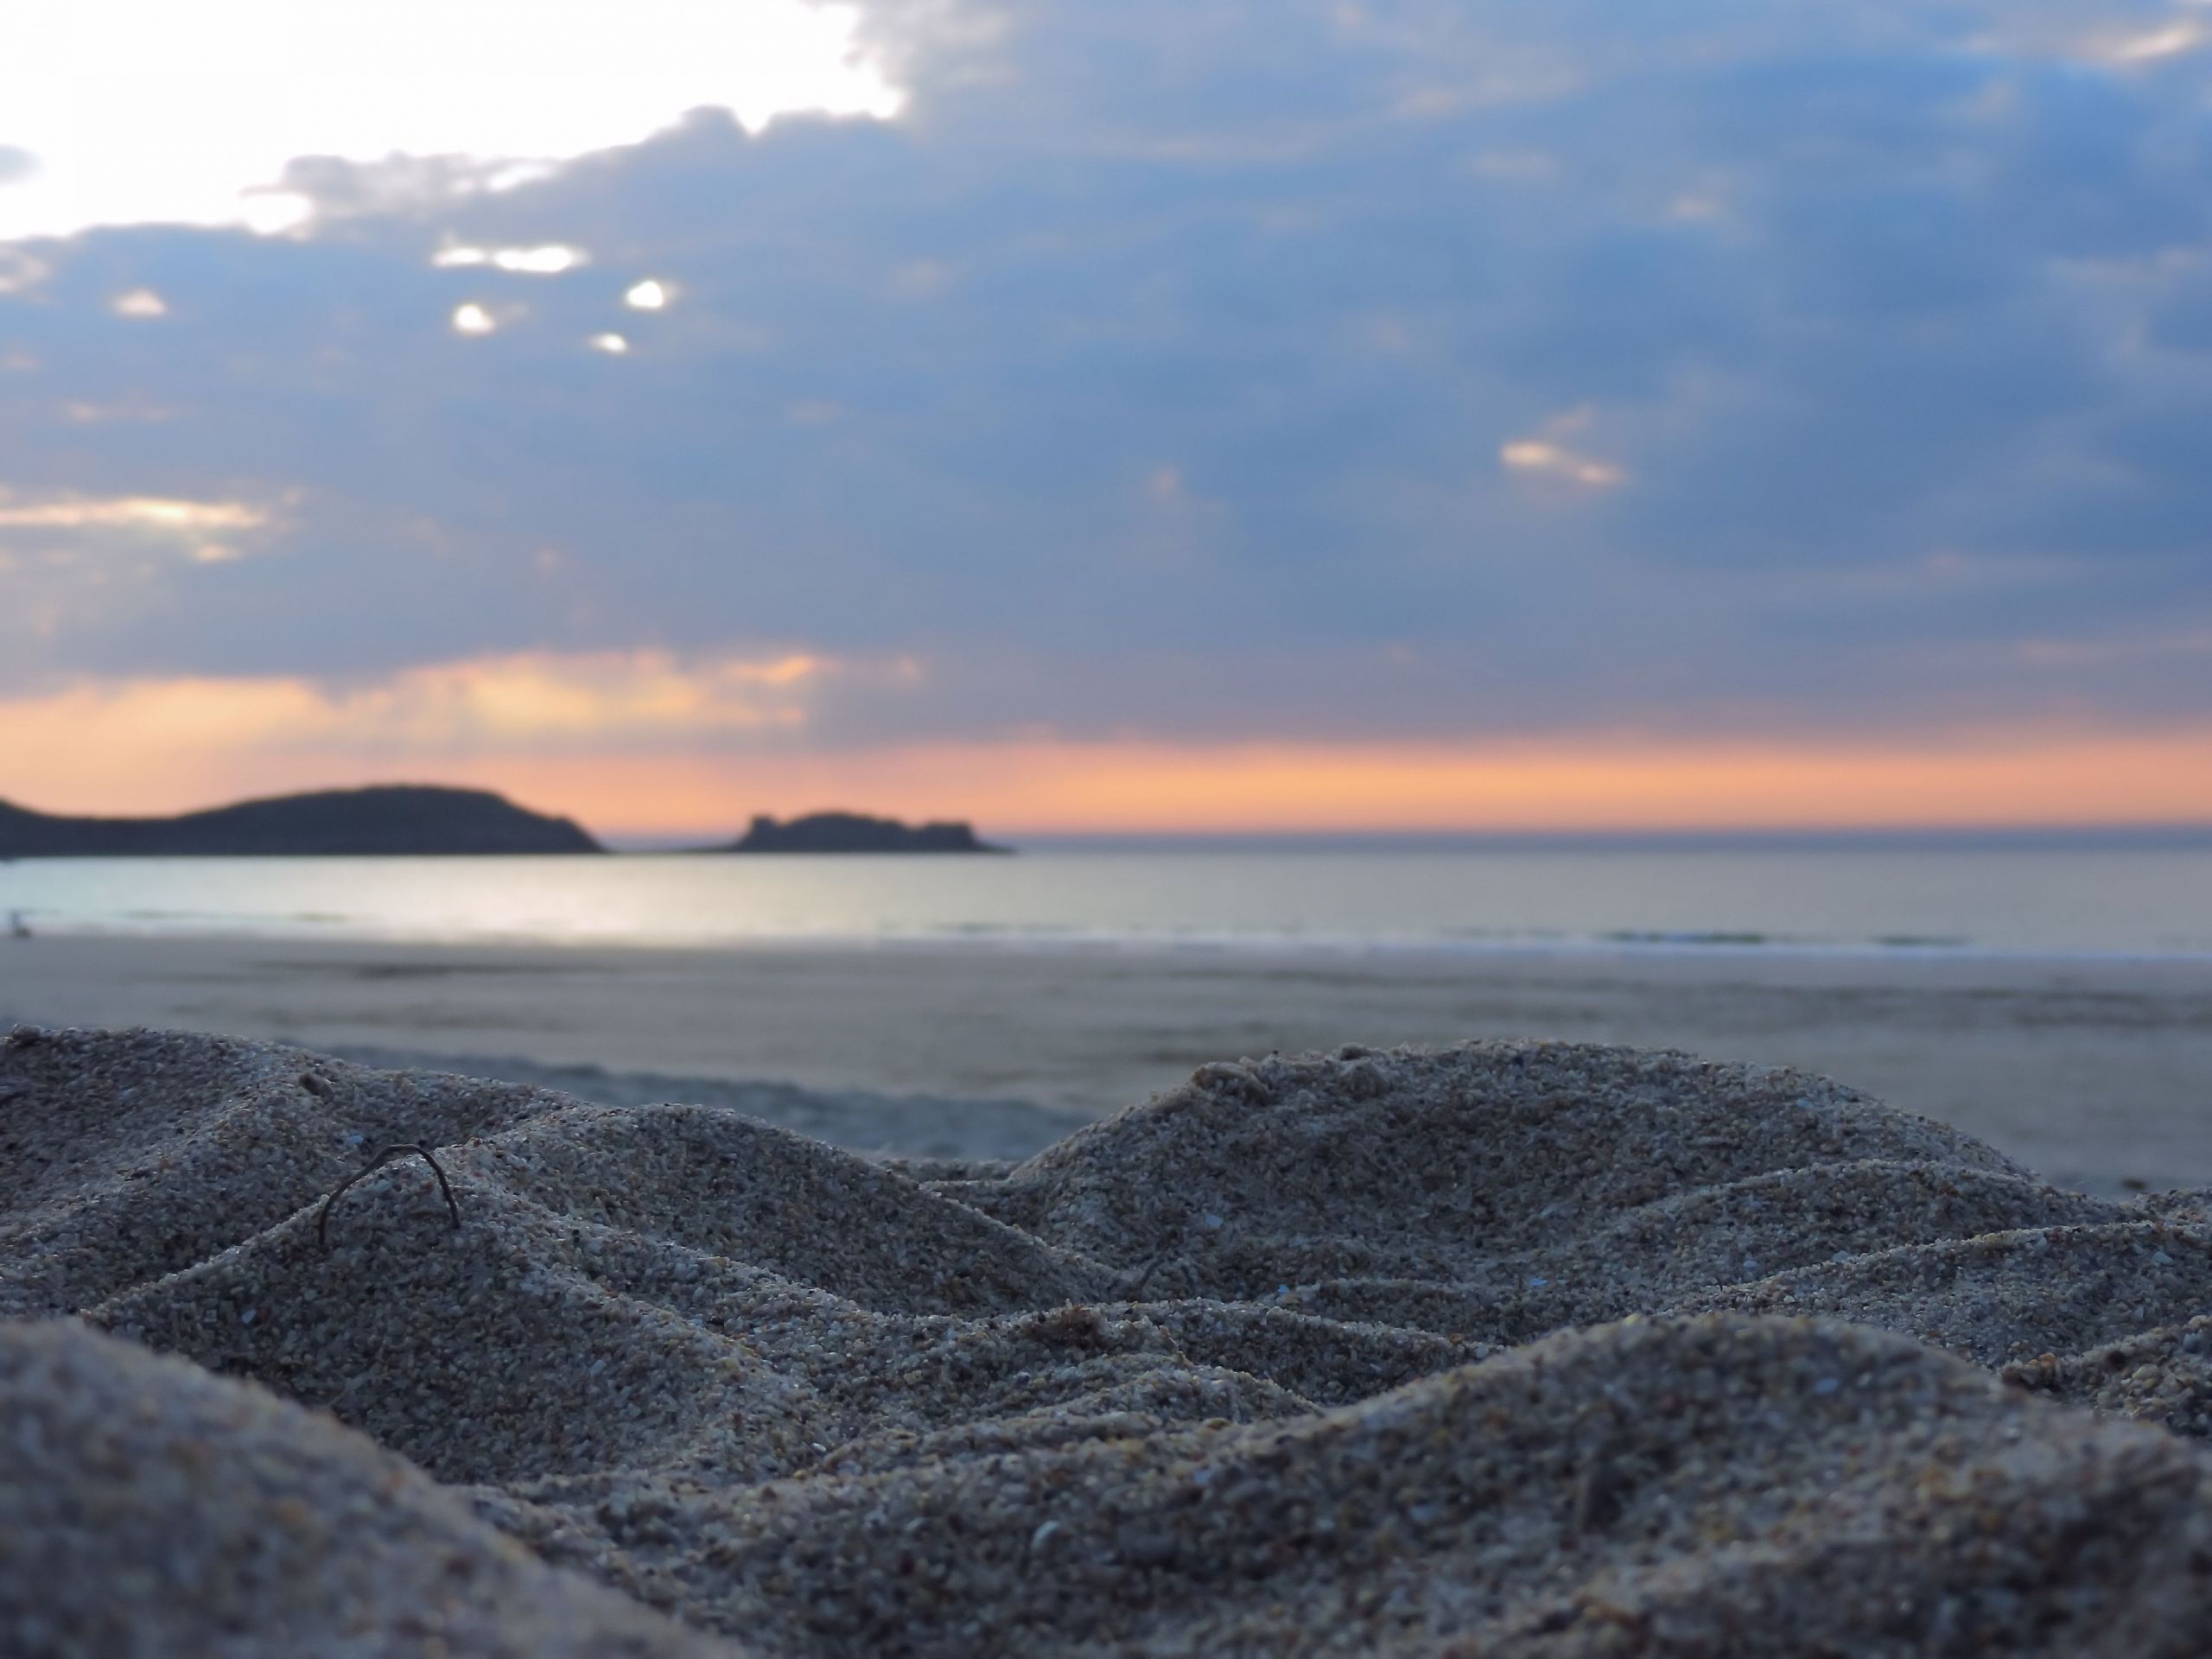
3,846,2209,957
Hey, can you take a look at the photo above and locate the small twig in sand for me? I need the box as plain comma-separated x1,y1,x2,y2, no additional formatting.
1122,1249,1169,1301
317,1143,461,1251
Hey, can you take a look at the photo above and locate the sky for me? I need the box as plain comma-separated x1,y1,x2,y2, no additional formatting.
3,0,2211,837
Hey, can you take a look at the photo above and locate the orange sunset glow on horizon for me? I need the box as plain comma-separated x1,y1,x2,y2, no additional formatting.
443,729,2212,840
4,658,2209,840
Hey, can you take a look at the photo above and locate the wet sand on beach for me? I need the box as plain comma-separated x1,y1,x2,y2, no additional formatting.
3,931,2209,1193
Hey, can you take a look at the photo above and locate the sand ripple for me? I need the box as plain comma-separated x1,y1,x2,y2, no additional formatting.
7,1025,2212,1655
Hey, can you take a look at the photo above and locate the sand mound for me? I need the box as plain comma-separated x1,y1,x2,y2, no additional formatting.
9,1024,2212,1656
0,1027,575,1319
0,1319,725,1657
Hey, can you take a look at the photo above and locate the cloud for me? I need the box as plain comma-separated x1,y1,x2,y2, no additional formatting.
1500,410,1624,487
0,0,2209,798
0,493,265,531
310,648,832,747
1500,441,1624,487
434,244,588,274
2103,22,2209,65
2016,626,2212,668
0,1,900,242
0,251,43,296
0,647,834,769
0,148,38,187
0,487,279,582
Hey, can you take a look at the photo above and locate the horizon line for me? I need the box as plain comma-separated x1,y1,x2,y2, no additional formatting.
14,783,2212,850
611,822,2212,851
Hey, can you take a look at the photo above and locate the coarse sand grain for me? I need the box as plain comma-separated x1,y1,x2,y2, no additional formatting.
7,1024,2212,1656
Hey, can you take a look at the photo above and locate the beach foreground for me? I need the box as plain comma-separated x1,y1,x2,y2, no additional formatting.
9,1027,2212,1654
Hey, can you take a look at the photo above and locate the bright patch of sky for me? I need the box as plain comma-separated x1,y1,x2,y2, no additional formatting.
434,245,587,273
0,1,903,244
0,493,267,531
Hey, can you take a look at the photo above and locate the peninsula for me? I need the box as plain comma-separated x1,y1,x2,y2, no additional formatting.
0,785,603,857
724,811,1009,854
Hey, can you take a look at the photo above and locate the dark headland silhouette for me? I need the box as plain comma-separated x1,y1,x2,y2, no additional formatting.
0,786,602,857
724,811,1009,854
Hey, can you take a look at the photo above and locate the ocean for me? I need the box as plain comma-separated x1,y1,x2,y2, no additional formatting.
3,842,2209,957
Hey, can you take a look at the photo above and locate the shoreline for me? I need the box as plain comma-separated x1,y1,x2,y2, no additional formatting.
16,922,2212,965
6,931,2211,1196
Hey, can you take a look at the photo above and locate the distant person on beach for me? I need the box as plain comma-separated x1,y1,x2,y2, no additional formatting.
7,911,29,939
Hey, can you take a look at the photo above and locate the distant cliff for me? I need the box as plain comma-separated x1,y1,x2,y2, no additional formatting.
726,812,1009,854
0,786,603,857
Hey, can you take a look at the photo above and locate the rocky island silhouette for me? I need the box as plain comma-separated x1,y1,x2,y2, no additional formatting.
0,786,602,857
720,811,1009,854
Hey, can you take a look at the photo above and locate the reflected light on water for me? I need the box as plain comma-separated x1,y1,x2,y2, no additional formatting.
4,849,2211,958
624,279,669,311
451,303,497,335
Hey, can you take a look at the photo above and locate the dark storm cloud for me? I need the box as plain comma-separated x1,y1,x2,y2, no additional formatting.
3,0,2211,744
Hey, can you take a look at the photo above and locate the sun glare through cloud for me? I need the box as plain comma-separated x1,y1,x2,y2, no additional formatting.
0,493,268,532
0,1,905,245
434,244,587,274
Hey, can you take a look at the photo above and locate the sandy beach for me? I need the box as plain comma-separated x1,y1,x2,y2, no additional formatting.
10,1027,2212,1654
11,930,2212,1649
3,932,2209,1193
